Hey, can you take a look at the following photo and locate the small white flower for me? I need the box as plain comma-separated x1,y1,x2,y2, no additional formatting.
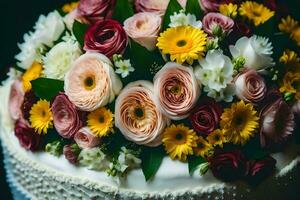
204,84,236,102
230,35,275,70
115,59,135,78
169,10,202,29
195,50,233,92
43,37,82,80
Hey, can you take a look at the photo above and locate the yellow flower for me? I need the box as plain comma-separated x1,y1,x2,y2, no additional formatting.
22,62,43,92
207,129,226,148
279,72,300,100
157,26,207,65
87,107,114,137
29,100,53,134
193,136,212,157
239,1,274,26
62,2,79,13
162,124,197,161
279,50,300,73
219,3,238,18
278,16,299,34
291,27,300,46
220,101,259,145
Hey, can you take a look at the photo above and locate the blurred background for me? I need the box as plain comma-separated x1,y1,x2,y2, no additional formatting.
0,0,299,199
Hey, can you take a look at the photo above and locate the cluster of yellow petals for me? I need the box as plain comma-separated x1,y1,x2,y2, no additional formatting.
29,100,53,134
62,2,79,13
219,3,238,18
279,16,300,46
279,72,300,100
87,107,114,137
22,62,43,92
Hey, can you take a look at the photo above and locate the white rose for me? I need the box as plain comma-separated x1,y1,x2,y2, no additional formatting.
230,35,275,70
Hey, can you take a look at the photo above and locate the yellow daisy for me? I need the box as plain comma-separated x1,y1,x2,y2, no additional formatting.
162,124,197,161
207,129,226,148
291,27,300,46
219,3,238,18
29,100,53,134
220,101,259,145
278,16,299,34
279,72,300,100
22,62,43,92
157,26,207,65
87,107,114,137
279,50,300,73
193,136,212,157
239,1,274,26
62,2,79,13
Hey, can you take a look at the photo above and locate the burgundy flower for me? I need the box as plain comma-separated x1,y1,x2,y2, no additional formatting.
22,90,37,120
234,69,267,104
260,98,294,149
84,19,128,58
14,119,42,151
247,156,276,185
52,93,83,139
209,149,248,182
63,144,80,164
189,98,222,135
233,22,252,37
77,0,116,24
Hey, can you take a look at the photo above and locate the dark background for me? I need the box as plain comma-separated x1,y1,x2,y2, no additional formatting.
0,0,299,200
0,1,71,199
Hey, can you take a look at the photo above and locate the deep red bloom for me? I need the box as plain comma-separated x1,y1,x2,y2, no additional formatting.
84,19,128,58
22,90,37,121
63,144,80,164
189,98,222,135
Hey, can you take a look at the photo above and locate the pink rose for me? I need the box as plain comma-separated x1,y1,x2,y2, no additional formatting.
115,81,169,147
77,0,116,24
9,79,25,120
235,69,267,104
84,19,128,59
202,12,234,36
124,12,162,51
154,62,201,120
74,127,101,149
200,0,233,12
14,119,42,151
135,0,187,15
260,98,295,148
52,93,83,139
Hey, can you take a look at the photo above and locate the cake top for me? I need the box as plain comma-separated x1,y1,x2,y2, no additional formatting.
3,0,300,186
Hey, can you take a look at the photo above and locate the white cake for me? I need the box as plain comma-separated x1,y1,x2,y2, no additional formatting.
1,77,300,200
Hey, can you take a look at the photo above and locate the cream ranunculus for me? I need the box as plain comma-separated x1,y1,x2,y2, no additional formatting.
64,52,122,111
154,62,201,120
115,81,169,147
123,12,162,51
230,35,275,70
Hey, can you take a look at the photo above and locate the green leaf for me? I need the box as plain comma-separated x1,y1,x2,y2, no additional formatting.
141,146,165,181
72,20,88,47
185,0,204,19
112,0,134,24
31,78,64,101
162,0,183,31
188,156,206,175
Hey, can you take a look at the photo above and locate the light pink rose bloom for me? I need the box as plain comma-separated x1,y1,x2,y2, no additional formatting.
135,0,187,15
154,62,201,120
115,81,169,147
203,12,234,36
52,93,83,139
74,127,101,149
64,52,122,111
124,12,162,51
235,69,267,104
9,79,25,120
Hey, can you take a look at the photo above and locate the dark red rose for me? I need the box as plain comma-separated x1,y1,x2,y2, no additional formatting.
264,0,276,11
14,119,42,151
209,149,248,182
247,156,276,185
22,90,37,121
84,19,128,58
77,0,116,24
52,93,83,139
189,98,222,135
234,22,252,37
63,144,80,164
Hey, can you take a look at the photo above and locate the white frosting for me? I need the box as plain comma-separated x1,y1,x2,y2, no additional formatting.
0,80,300,199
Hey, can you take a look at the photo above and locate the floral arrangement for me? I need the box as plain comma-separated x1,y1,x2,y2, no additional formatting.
6,0,300,184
